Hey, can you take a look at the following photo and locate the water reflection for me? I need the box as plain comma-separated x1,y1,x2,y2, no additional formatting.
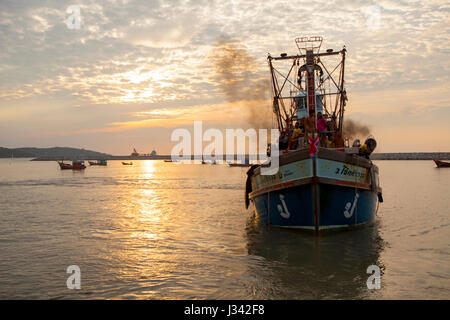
245,214,386,299
2,159,449,299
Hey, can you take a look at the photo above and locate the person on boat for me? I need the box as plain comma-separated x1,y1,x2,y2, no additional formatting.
297,118,306,148
299,118,306,132
328,138,335,148
326,133,335,148
279,130,289,151
288,122,302,150
317,112,327,132
317,112,328,147
359,143,370,158
352,139,361,148
304,110,316,142
334,132,345,148
286,123,293,137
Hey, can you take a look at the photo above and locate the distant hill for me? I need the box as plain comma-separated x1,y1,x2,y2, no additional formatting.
0,147,111,159
0,147,35,158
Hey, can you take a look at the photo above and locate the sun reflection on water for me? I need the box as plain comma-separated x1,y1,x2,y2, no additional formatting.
101,160,184,298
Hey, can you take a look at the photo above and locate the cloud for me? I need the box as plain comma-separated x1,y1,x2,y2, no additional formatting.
0,0,449,153
125,16,201,48
76,99,271,134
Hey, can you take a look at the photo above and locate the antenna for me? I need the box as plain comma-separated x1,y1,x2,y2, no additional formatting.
295,36,323,54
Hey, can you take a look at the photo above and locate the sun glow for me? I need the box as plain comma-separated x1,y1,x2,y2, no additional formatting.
140,160,156,177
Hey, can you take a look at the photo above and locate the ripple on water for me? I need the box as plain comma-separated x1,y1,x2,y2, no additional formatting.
0,160,449,299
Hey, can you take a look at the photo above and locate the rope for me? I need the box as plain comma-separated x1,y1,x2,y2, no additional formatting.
355,155,359,225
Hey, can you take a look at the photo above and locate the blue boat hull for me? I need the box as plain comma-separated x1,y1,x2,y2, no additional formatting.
248,148,382,231
252,183,377,230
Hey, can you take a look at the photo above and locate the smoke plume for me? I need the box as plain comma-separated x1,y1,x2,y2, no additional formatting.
210,37,273,130
343,118,371,140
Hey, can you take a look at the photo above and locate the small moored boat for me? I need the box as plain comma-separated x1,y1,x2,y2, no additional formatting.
434,159,450,168
89,159,107,166
58,160,86,170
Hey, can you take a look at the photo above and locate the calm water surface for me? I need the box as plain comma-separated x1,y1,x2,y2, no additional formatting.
0,159,449,299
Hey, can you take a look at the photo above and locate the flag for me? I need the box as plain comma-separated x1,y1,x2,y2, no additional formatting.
308,136,319,159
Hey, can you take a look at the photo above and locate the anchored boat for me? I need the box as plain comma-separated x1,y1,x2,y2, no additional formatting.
434,159,450,168
89,159,107,166
246,37,383,232
58,160,86,170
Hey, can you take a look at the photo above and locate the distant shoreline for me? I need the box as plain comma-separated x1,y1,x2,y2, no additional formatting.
2,146,449,161
25,152,450,161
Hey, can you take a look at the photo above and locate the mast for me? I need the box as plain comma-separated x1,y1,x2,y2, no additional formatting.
268,37,346,137
268,55,283,132
338,47,346,133
305,49,317,130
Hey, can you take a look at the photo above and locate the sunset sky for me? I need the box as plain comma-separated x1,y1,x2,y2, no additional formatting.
0,0,449,154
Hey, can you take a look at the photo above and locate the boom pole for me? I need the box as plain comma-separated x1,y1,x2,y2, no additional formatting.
268,56,283,132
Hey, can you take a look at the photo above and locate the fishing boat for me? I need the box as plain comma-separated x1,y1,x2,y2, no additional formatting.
434,159,450,168
58,160,86,170
89,159,107,166
245,37,383,233
122,161,133,165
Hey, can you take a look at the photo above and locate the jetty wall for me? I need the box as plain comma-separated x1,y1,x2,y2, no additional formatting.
30,152,450,161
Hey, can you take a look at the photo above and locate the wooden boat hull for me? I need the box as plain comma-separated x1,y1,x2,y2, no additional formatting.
58,161,86,170
58,162,73,170
434,160,450,168
247,148,382,232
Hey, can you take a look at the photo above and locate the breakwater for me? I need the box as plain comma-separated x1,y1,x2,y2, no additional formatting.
29,152,450,161
370,153,450,160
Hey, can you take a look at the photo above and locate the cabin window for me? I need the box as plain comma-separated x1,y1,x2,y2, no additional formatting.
295,95,306,109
